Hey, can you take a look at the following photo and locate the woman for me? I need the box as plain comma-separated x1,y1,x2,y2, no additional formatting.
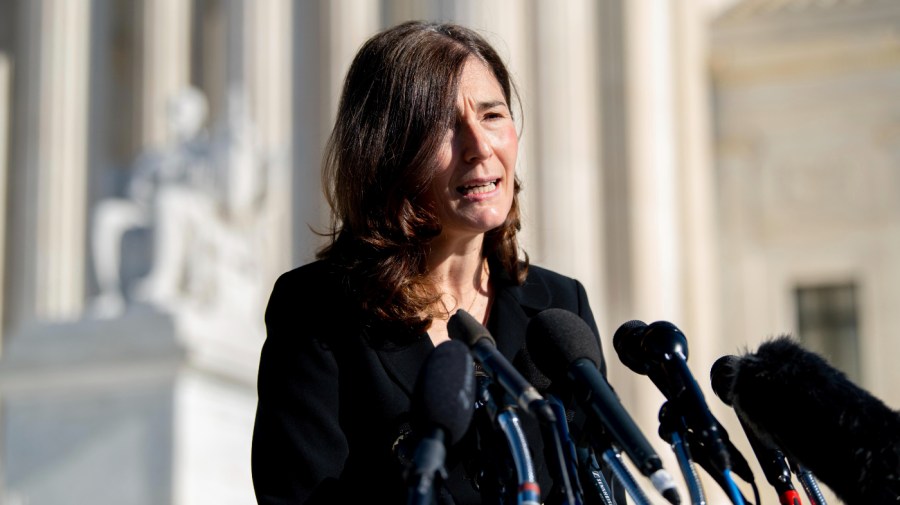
251,21,608,504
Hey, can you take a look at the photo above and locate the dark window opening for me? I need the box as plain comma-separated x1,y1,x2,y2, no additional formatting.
795,282,861,383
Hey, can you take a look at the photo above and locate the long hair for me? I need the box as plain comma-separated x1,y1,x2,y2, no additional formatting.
318,21,528,334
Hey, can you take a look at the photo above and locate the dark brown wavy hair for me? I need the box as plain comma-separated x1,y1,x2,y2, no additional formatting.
318,21,528,334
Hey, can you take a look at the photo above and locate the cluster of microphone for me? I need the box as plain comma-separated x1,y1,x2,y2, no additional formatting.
402,308,900,505
711,337,900,505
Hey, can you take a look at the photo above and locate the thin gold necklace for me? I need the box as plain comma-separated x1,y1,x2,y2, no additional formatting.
465,259,489,314
442,259,488,316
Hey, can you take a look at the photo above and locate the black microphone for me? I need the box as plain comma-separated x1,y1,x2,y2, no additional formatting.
711,336,900,505
613,320,732,474
448,309,555,423
406,339,476,505
526,308,681,505
711,355,802,505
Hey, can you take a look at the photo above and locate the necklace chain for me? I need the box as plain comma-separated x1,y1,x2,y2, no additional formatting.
467,259,489,313
441,259,489,317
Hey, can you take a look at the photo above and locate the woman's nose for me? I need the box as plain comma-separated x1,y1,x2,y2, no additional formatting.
459,119,492,164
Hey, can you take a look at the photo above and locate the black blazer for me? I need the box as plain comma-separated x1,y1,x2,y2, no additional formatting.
251,259,608,504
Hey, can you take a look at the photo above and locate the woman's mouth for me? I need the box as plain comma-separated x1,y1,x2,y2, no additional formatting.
457,179,499,196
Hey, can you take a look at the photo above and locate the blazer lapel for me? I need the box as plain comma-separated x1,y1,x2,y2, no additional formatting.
370,269,554,395
489,272,553,361
370,330,434,397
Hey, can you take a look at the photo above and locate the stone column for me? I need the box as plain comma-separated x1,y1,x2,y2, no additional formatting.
291,1,379,265
0,53,8,353
324,1,380,121
671,0,720,382
135,0,192,148
601,1,722,500
291,2,327,265
231,0,294,286
609,0,718,355
531,0,607,321
6,0,92,333
594,2,686,409
624,0,683,324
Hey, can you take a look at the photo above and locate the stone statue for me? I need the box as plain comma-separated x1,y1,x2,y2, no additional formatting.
90,86,276,337
90,87,210,317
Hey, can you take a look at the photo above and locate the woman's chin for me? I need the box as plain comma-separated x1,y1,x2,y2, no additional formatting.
441,219,507,238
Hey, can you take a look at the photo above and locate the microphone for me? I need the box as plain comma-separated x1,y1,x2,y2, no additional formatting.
406,339,476,505
526,308,681,505
448,309,555,423
613,320,731,474
710,356,801,505
711,336,900,505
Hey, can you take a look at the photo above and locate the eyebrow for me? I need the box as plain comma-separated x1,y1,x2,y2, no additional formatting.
478,100,509,111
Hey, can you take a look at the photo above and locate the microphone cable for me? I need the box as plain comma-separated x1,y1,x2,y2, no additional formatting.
659,400,706,505
722,469,745,505
669,431,706,505
600,447,653,505
474,366,541,505
583,422,653,505
497,404,541,505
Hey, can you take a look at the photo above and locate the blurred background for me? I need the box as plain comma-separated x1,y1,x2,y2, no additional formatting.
0,0,898,503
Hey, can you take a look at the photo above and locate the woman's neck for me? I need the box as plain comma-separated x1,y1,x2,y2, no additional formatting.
426,234,492,346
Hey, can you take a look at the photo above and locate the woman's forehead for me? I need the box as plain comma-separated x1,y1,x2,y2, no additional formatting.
457,59,507,104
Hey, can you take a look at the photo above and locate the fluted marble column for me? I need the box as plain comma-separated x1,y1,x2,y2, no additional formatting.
135,0,192,148
671,0,720,382
324,0,381,121
6,0,92,333
531,0,607,321
292,2,326,265
291,1,380,265
601,1,722,501
0,53,9,353
228,0,294,286
624,0,683,324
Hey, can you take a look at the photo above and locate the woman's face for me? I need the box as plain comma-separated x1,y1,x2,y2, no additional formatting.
427,58,519,242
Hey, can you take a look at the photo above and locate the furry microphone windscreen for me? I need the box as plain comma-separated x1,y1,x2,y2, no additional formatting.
717,336,900,504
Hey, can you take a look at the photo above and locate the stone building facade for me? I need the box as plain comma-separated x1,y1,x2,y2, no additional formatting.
0,0,895,503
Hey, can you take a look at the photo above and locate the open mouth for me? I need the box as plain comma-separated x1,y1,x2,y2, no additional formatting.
457,179,500,196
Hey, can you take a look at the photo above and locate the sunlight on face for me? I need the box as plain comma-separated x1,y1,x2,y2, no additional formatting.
428,58,519,242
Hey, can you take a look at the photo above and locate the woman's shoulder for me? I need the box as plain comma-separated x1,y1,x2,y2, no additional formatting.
521,263,584,292
276,258,338,283
499,262,590,313
266,260,352,319
515,263,601,343
273,259,351,293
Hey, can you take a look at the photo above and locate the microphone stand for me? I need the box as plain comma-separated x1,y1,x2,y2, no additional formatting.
788,460,828,505
406,428,448,505
659,404,706,505
673,432,706,505
576,448,616,505
735,416,801,505
490,389,587,505
659,401,758,505
600,448,652,505
476,373,541,505
542,397,583,505
473,373,514,505
496,404,541,505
